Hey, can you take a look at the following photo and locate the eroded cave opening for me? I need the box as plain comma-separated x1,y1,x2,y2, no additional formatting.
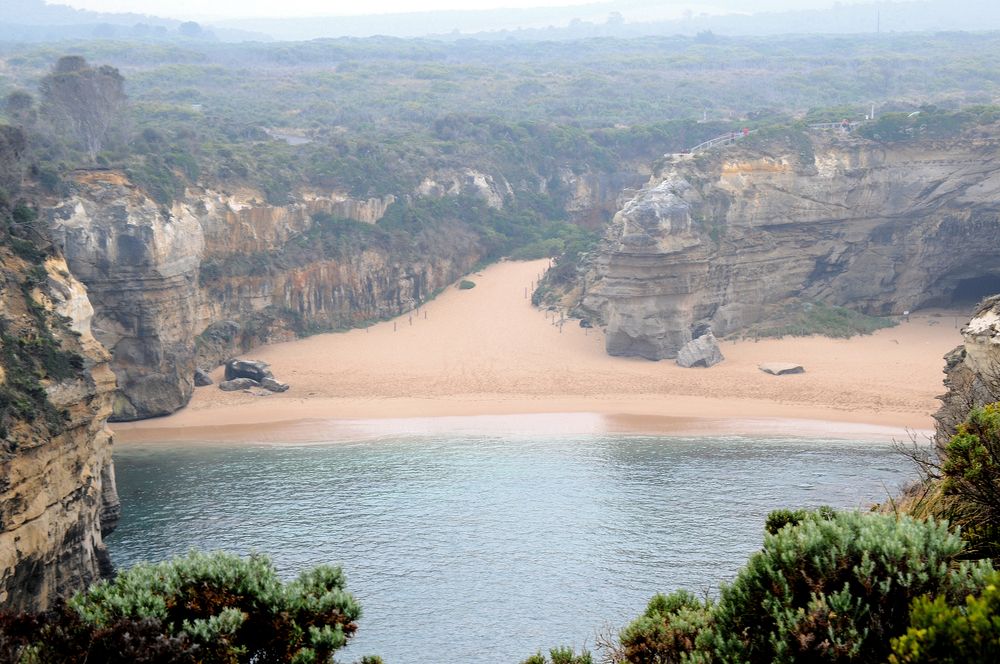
949,275,1000,308
918,274,1000,310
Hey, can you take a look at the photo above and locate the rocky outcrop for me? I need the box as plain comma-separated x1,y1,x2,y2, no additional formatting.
935,295,1000,447
0,253,118,611
583,130,1000,359
417,169,513,209
49,171,203,421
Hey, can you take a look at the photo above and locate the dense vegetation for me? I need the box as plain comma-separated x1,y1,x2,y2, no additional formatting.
0,551,381,664
4,32,1000,326
4,31,1000,242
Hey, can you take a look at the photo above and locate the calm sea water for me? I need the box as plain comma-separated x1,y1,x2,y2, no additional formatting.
107,432,913,664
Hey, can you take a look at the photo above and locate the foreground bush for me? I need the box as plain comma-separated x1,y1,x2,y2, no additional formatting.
521,646,593,664
940,403,1000,557
618,590,710,664
704,511,990,663
889,571,1000,663
0,551,368,664
610,510,992,664
0,602,199,663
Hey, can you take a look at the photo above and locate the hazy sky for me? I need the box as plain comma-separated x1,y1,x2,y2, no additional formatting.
53,1,891,21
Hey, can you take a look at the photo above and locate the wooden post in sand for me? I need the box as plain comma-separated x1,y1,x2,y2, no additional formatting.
409,315,413,326
424,310,428,320
393,321,397,332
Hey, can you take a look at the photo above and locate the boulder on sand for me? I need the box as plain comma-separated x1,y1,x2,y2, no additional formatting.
194,368,213,387
261,377,290,393
676,332,724,368
218,377,260,391
759,362,805,376
225,359,273,383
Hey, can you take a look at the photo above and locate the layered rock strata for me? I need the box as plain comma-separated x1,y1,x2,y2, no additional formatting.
935,295,1000,446
47,173,481,420
582,131,1000,359
0,253,118,611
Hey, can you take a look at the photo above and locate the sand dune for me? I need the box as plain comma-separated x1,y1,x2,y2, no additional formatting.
114,259,966,443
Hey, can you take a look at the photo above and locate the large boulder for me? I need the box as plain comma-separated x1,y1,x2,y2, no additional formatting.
224,359,272,383
676,332,724,368
218,377,260,391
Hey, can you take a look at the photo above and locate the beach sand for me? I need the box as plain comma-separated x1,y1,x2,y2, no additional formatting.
113,259,966,444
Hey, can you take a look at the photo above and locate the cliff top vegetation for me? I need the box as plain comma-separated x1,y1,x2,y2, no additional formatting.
3,31,1000,205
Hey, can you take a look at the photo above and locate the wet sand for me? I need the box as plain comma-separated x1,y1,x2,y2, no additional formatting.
113,259,965,444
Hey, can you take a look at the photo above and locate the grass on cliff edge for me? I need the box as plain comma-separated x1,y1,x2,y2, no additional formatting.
741,301,896,340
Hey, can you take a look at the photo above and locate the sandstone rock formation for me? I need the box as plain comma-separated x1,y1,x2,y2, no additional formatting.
935,295,1000,446
0,254,118,611
48,171,203,421
582,130,1000,360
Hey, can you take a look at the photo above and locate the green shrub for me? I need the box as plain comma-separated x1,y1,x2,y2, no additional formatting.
521,646,593,664
70,550,362,664
889,571,1000,663
458,279,476,290
941,403,1000,557
743,301,895,340
618,590,711,664
701,511,992,663
764,505,836,534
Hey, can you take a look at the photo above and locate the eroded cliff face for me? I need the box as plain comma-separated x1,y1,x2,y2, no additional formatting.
0,252,118,611
935,295,1000,446
46,173,486,419
583,132,1000,359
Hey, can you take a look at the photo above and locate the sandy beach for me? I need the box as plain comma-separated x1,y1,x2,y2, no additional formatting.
113,259,966,444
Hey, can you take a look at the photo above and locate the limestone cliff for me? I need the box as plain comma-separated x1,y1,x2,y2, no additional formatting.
46,173,483,420
935,296,1000,446
0,248,118,611
582,129,1000,360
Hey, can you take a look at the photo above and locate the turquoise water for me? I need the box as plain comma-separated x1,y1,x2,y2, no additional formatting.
107,432,913,663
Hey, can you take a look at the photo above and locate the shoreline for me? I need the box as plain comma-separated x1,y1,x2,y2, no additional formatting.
112,259,962,446
113,409,930,446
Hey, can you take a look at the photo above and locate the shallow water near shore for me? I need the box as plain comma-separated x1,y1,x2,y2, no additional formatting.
108,432,915,664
